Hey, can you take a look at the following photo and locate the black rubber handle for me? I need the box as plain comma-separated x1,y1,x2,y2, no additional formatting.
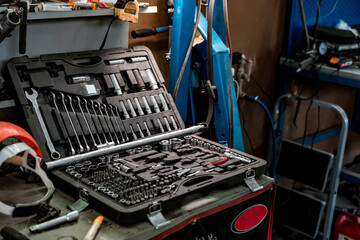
131,28,157,39
19,1,27,54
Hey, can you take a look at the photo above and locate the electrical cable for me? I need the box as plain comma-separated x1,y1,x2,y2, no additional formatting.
319,0,338,18
301,99,313,146
238,104,255,155
250,75,273,104
207,0,215,86
255,98,277,178
233,79,240,100
311,105,321,149
222,0,234,148
99,18,116,51
245,96,277,178
173,0,202,103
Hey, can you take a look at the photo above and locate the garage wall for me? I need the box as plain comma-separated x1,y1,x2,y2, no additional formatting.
228,0,288,157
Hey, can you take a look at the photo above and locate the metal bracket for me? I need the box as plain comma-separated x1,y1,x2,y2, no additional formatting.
147,202,171,229
244,169,263,192
67,188,89,212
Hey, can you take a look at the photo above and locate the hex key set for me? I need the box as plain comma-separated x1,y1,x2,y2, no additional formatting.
6,46,266,224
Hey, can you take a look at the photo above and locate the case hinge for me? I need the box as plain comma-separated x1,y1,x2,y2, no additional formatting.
147,202,171,229
244,169,263,192
67,188,90,212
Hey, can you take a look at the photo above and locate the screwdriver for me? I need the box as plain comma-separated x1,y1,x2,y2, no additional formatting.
203,157,228,166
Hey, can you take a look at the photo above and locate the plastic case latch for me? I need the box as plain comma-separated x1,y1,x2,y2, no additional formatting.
147,201,171,229
244,169,263,192
67,188,90,212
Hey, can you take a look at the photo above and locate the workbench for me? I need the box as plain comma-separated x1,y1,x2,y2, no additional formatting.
0,171,273,239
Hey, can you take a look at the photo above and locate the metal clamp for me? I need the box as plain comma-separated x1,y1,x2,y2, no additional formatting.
67,188,89,212
147,202,171,229
244,169,263,192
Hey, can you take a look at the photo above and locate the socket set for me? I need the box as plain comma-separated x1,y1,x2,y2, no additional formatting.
6,46,266,224
50,135,266,223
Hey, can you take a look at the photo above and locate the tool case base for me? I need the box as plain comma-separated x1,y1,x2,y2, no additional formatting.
6,46,267,224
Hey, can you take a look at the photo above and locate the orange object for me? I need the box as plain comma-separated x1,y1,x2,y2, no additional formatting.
94,216,104,225
84,216,104,240
329,57,339,64
0,121,42,158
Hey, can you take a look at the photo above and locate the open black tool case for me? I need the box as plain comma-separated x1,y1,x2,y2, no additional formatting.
6,46,266,224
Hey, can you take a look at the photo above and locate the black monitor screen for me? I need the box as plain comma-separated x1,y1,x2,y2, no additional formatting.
276,139,333,191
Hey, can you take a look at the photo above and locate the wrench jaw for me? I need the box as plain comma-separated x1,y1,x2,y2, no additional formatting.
50,150,61,160
25,88,38,100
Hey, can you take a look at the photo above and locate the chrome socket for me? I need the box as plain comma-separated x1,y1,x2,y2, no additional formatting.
184,135,192,144
170,138,182,149
159,140,172,151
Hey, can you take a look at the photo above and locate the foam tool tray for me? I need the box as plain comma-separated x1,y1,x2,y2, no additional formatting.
6,46,184,161
6,46,267,224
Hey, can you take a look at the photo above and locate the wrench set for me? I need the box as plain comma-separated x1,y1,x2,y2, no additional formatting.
7,46,183,161
6,46,266,224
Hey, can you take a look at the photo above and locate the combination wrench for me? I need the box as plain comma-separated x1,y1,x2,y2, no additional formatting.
68,95,90,152
83,99,103,146
60,92,84,153
25,88,61,160
102,104,120,145
51,92,75,155
91,100,114,147
109,105,125,143
114,105,129,142
97,102,116,145
75,96,100,150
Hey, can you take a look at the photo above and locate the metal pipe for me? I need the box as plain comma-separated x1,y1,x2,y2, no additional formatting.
46,124,205,170
298,0,310,50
